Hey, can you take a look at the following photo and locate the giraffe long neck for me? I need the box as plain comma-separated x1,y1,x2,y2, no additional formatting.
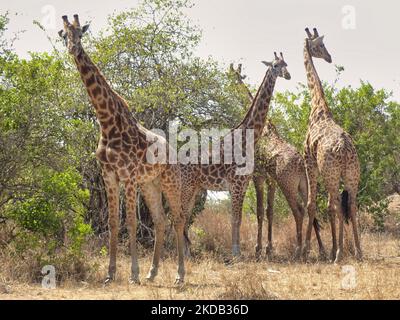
235,68,277,144
73,48,137,134
263,121,281,141
303,40,332,122
237,78,254,106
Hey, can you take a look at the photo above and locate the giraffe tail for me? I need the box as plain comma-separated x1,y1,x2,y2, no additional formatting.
313,217,321,232
341,190,350,224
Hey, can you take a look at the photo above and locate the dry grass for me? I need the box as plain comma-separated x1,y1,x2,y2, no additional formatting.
1,196,400,300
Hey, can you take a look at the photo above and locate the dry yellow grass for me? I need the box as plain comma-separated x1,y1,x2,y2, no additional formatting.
1,199,400,300
2,246,400,300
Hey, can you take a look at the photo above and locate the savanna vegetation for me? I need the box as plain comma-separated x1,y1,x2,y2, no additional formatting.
0,0,399,298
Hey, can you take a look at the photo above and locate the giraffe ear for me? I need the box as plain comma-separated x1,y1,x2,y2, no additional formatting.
82,24,90,34
314,35,324,44
261,61,272,67
58,30,66,38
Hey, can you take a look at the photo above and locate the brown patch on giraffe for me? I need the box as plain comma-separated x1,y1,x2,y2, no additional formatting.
99,100,107,109
106,117,114,127
117,160,125,168
137,150,144,159
108,100,115,113
91,86,102,98
107,152,118,163
99,120,109,130
122,132,131,144
138,137,146,150
122,142,131,154
85,74,95,87
80,64,90,75
260,91,268,100
108,127,119,139
128,128,135,136
98,111,109,119
115,113,123,131
120,153,129,163
109,140,121,150
96,148,107,162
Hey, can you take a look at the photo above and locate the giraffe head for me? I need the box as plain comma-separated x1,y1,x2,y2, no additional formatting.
261,52,291,80
229,63,246,83
262,119,278,136
58,15,90,56
305,27,332,63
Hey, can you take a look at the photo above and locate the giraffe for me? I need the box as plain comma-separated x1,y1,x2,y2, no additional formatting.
302,27,362,263
253,122,326,260
229,64,326,260
59,15,186,285
180,53,291,258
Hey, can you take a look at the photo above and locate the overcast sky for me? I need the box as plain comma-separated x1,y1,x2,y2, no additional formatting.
2,0,400,99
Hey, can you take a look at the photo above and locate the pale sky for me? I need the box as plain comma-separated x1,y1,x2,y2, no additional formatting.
2,0,400,100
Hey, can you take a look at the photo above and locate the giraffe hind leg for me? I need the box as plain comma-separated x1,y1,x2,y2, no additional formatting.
140,180,166,282
161,167,186,285
125,181,140,284
103,170,120,285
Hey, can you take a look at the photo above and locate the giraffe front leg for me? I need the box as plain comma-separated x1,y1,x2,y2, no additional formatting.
125,182,140,284
103,170,120,285
303,159,318,262
230,181,248,259
253,176,265,259
162,170,186,285
182,187,200,259
265,181,276,260
173,219,185,285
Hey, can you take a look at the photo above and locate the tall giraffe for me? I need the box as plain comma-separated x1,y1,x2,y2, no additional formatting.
229,64,325,260
180,53,291,258
302,28,362,263
59,15,186,284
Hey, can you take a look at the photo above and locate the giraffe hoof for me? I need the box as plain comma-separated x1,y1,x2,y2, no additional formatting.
318,252,328,262
145,272,157,282
293,247,302,261
174,278,184,286
129,277,141,285
265,245,274,260
302,250,310,263
334,249,343,264
255,249,262,261
355,251,363,262
103,276,114,286
329,250,335,262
